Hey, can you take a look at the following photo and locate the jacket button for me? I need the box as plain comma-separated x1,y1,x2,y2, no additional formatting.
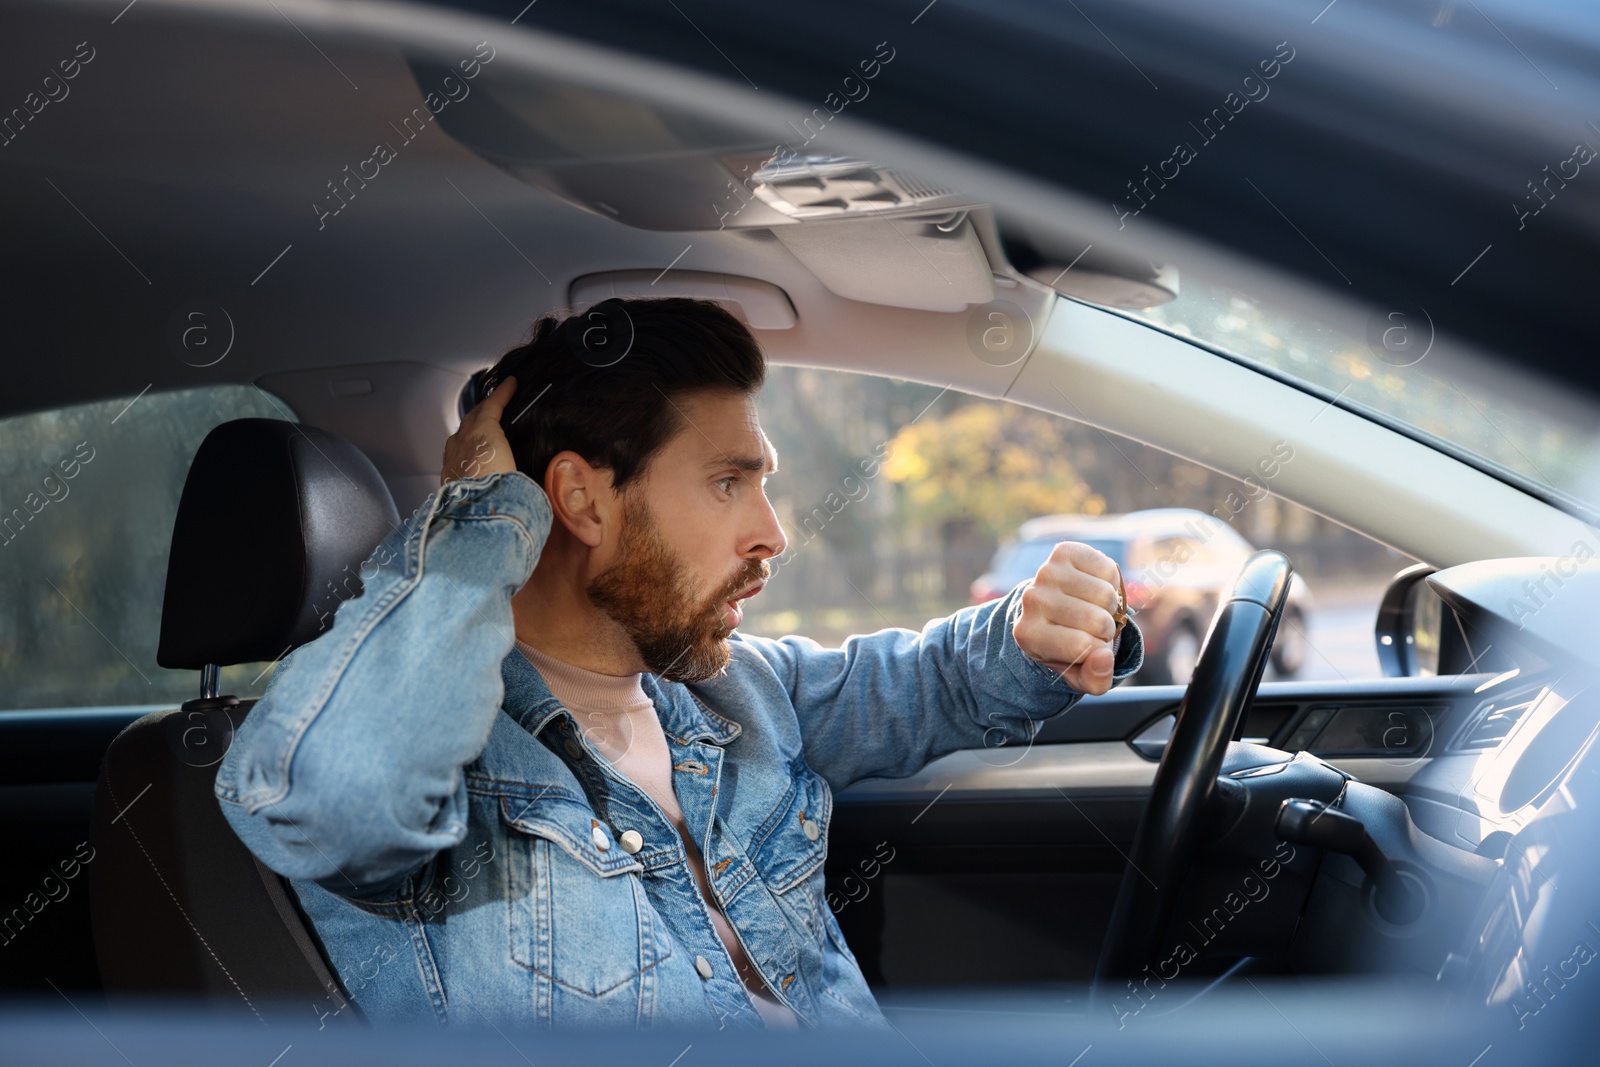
564,737,584,758
591,825,611,851
619,830,644,854
802,818,821,841
695,955,714,979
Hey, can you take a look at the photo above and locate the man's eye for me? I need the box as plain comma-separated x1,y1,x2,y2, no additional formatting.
716,475,738,493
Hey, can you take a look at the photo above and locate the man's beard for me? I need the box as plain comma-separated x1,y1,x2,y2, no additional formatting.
585,492,766,684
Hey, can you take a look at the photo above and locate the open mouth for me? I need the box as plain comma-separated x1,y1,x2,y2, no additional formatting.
721,581,765,628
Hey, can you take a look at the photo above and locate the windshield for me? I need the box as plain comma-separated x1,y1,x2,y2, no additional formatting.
1119,275,1600,517
993,537,1127,587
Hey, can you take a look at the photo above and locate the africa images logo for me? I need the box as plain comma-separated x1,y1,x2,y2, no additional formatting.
1113,41,1296,230
313,41,496,230
1111,840,1298,1028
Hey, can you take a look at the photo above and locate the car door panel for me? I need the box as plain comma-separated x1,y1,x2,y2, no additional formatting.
0,707,151,993
0,675,1490,994
827,674,1495,988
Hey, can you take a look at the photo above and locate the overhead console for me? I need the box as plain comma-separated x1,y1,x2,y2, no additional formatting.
409,56,1176,318
408,56,981,232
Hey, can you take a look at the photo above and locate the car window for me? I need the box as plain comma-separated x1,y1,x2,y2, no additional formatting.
1147,535,1226,578
0,385,298,712
1124,537,1155,570
1208,528,1254,565
994,541,1054,588
1147,536,1185,562
750,366,1412,681
996,538,1126,587
1179,536,1235,568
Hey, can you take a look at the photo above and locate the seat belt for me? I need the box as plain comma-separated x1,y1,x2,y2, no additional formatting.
249,855,368,1026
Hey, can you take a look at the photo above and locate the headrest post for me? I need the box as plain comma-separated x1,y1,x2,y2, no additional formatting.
200,663,219,701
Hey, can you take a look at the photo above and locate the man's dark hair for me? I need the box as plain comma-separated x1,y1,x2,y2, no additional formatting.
481,297,766,494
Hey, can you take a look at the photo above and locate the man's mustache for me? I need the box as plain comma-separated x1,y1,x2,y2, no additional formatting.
716,562,770,603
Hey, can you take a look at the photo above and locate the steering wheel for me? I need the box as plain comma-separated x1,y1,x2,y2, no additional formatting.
1092,550,1293,991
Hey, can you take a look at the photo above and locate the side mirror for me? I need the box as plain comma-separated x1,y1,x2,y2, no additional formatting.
1374,563,1440,677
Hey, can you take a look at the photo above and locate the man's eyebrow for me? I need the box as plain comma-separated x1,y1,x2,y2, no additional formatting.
704,446,779,474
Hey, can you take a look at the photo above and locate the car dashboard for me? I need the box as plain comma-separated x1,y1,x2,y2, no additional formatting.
826,553,1600,1019
1285,555,1600,1022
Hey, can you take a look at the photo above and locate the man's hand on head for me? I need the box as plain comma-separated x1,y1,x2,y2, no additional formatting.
1012,541,1124,696
442,375,522,485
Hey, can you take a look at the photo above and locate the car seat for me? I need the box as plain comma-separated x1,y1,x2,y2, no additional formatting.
87,418,400,1023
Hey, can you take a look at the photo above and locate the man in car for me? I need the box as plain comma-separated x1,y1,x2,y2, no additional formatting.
214,296,1143,1030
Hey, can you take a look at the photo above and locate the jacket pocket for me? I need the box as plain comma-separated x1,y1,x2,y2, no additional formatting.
747,758,833,895
497,792,673,996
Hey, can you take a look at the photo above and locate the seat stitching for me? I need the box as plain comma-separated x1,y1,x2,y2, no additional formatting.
105,776,265,1025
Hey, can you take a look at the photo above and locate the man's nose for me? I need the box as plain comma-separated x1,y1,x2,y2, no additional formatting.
750,490,787,561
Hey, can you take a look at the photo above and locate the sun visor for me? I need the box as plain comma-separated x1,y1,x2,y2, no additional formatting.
409,58,793,231
771,213,996,312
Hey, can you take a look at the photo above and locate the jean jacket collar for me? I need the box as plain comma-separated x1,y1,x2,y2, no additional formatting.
501,642,743,747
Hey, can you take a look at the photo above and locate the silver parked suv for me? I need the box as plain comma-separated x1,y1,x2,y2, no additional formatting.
971,508,1313,685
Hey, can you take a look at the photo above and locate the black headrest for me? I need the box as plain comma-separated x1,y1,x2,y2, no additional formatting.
157,418,401,670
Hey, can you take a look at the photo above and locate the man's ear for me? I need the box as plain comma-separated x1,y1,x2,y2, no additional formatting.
543,451,615,549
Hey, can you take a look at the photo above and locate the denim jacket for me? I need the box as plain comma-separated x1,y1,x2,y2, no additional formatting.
214,470,1142,1030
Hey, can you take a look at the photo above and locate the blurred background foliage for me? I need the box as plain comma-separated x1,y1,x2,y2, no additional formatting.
749,362,1411,670
0,386,289,711
882,403,1100,538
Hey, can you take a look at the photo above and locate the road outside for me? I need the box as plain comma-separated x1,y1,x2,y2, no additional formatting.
1267,578,1388,684
746,578,1393,685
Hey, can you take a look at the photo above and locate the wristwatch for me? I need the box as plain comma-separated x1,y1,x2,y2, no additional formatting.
1112,566,1129,638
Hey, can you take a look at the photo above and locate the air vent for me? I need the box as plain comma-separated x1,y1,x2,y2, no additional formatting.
1454,690,1546,751
893,170,956,200
749,155,977,221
